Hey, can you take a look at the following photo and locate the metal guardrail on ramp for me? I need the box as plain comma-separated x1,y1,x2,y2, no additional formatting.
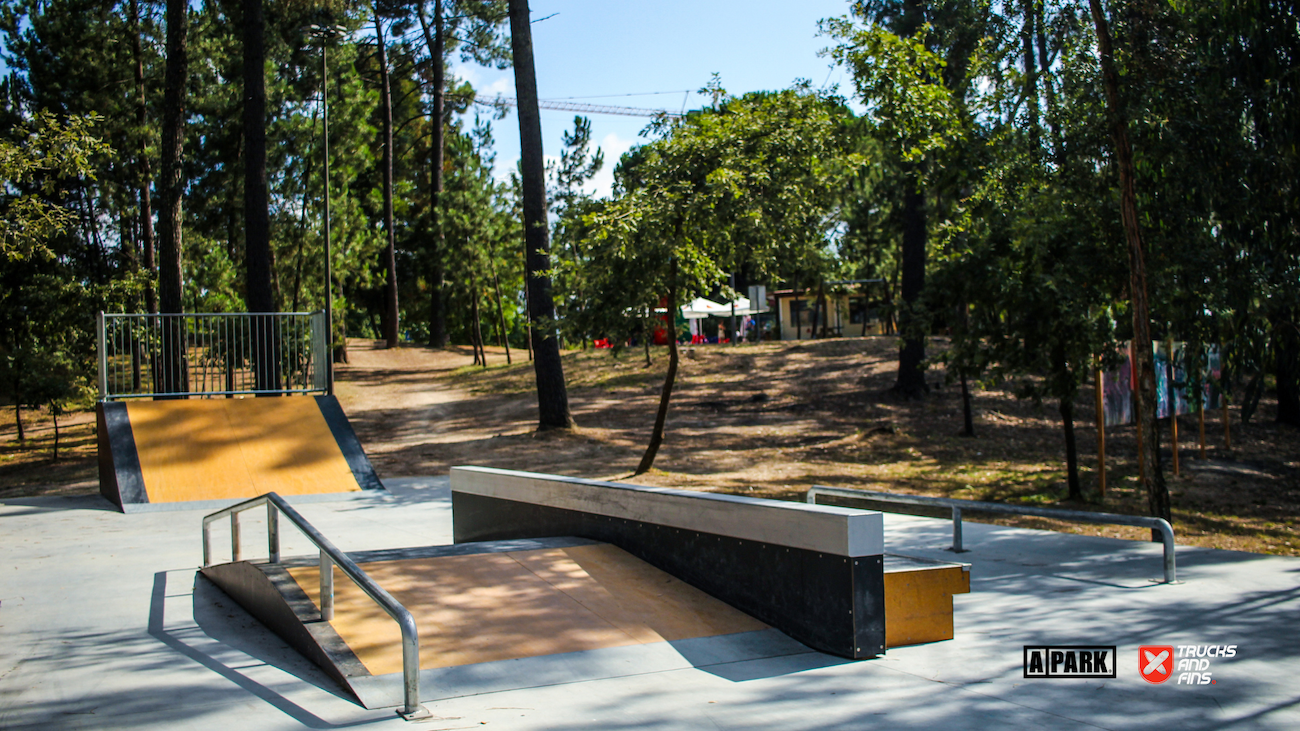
806,486,1178,584
98,311,327,400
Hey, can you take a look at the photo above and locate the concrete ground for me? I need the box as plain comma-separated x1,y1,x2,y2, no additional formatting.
2,477,1297,730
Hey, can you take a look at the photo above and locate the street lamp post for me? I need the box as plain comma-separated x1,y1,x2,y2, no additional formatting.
307,23,344,394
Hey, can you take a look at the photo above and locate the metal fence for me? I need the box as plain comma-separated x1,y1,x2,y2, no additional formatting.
98,311,328,400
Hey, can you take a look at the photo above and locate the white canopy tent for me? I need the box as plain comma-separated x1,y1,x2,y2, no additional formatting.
672,297,770,319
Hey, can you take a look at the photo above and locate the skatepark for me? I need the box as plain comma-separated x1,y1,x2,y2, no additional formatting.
3,312,1299,730
4,440,1300,728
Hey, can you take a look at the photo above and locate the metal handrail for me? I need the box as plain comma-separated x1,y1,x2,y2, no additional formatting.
201,493,430,720
806,486,1177,584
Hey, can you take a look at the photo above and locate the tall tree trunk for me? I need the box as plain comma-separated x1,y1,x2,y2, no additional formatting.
960,373,974,436
1053,342,1081,500
795,276,802,340
487,240,512,364
644,317,652,367
959,303,973,435
893,169,928,398
1088,0,1169,530
1060,394,1080,500
243,0,279,393
131,0,155,315
524,254,533,361
808,284,820,338
1274,309,1300,426
157,0,188,396
242,0,271,314
375,7,400,349
636,255,679,476
1022,0,1040,152
817,279,829,338
50,402,59,461
509,0,572,430
1034,0,1064,163
418,3,448,347
470,273,486,367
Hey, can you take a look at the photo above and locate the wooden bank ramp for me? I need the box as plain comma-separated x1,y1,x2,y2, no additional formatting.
199,537,811,709
96,395,384,511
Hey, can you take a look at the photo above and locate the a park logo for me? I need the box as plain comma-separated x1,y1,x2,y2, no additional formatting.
1023,646,1117,678
1140,646,1175,684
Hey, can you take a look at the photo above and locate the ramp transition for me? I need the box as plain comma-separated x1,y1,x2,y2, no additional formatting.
201,537,789,708
97,394,383,512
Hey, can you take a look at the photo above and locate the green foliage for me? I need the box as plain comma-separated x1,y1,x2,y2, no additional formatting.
823,19,962,161
0,111,108,260
572,85,860,343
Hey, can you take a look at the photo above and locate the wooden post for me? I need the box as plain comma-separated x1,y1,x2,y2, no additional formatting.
1198,400,1206,459
1168,337,1179,477
1095,363,1106,498
1133,341,1144,478
1223,375,1231,451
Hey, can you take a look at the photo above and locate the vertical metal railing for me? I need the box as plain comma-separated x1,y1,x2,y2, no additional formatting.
98,312,328,400
202,493,430,721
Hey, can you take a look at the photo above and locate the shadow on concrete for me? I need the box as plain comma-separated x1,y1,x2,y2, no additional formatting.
0,493,117,514
148,571,388,729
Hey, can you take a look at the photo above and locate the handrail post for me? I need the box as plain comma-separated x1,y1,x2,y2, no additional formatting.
97,311,107,400
320,550,335,621
396,611,429,720
951,506,965,553
231,512,242,562
202,520,212,567
267,502,280,563
1155,518,1177,584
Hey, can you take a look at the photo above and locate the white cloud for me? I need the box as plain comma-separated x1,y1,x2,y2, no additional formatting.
585,132,637,199
449,62,512,99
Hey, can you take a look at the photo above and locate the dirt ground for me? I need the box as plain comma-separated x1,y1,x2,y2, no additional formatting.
3,336,1297,555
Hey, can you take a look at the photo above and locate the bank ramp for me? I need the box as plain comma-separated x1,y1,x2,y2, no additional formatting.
97,395,384,512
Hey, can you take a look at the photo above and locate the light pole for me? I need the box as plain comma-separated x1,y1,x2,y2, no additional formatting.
307,23,344,394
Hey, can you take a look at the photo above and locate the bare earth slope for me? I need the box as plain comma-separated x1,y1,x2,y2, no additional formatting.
2,336,1296,555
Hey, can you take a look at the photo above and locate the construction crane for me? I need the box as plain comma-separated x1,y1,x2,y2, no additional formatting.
476,95,681,119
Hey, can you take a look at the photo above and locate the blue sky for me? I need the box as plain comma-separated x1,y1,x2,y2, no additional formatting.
453,0,861,198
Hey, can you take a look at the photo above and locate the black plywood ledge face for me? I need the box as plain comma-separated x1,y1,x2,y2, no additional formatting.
450,467,887,660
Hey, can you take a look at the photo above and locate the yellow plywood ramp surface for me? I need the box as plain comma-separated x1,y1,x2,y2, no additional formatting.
124,396,362,503
288,543,768,675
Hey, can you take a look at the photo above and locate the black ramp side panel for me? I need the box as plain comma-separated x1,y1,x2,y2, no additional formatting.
452,491,886,659
200,561,365,692
97,401,148,510
314,395,384,491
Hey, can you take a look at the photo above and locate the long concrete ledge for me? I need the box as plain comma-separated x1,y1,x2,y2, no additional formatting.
450,466,887,659
451,466,883,556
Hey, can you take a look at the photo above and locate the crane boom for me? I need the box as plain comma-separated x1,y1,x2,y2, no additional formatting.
477,95,681,119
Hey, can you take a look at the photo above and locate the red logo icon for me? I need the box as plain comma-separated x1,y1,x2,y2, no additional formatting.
1140,646,1174,684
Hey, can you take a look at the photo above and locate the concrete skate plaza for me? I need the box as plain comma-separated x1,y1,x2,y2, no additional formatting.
2,476,1298,730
